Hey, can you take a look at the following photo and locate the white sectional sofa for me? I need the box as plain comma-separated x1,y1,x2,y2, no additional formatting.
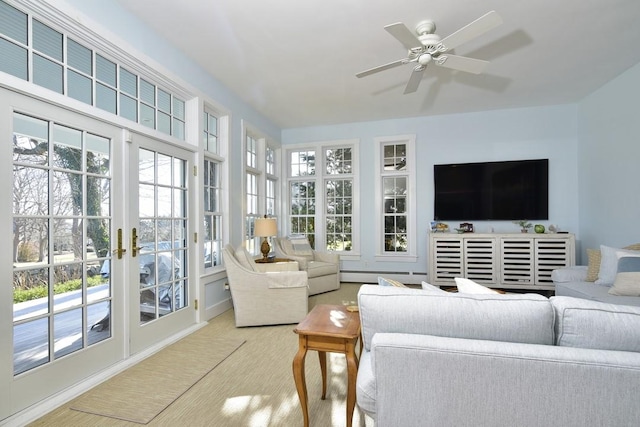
553,243,640,307
356,285,640,427
553,265,640,306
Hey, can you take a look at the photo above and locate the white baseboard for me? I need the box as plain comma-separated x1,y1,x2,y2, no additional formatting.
205,298,233,321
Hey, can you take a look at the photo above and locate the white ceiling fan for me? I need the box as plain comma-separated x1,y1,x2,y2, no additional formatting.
356,11,503,94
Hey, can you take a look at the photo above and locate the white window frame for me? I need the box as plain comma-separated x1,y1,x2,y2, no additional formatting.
284,139,359,259
374,134,417,262
242,121,279,256
201,103,229,273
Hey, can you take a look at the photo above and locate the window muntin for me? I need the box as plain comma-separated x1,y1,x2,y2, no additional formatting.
289,180,316,247
0,1,187,139
326,178,352,251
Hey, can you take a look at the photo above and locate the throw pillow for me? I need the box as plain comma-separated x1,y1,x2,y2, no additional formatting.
609,252,640,296
421,281,447,294
585,248,601,282
378,276,407,287
595,245,640,286
288,236,314,259
454,277,499,294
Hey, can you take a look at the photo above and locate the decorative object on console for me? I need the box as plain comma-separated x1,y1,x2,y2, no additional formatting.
513,220,532,233
254,215,277,261
459,222,474,232
434,222,449,232
534,224,545,234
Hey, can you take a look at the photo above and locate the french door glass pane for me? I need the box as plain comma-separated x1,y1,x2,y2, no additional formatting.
137,148,188,324
12,111,112,375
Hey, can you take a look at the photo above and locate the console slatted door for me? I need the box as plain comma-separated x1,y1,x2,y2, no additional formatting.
535,238,572,285
432,238,463,285
464,238,496,284
501,238,534,286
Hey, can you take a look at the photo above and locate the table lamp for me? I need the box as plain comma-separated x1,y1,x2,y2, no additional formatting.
254,216,277,260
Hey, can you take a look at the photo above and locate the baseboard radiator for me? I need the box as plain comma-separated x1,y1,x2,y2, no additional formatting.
340,271,427,286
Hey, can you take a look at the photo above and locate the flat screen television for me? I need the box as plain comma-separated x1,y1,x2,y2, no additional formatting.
433,159,549,221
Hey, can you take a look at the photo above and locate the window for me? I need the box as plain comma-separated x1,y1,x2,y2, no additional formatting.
0,0,186,139
375,135,416,260
243,127,278,255
287,141,358,253
202,108,227,269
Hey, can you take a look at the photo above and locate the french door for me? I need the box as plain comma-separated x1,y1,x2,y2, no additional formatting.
127,133,194,354
1,89,195,419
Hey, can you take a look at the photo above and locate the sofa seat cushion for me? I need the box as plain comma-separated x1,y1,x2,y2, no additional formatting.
355,351,376,417
357,285,555,350
554,281,640,307
551,296,640,352
305,260,337,278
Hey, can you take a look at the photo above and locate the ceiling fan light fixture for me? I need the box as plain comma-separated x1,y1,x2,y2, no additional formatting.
418,53,432,66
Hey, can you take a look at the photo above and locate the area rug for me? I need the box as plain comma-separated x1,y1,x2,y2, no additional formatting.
70,334,246,424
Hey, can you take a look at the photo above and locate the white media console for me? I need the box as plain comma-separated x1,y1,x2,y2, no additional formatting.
428,232,575,291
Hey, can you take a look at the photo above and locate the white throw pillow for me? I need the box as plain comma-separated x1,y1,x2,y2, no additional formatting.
609,251,640,296
378,276,407,287
595,245,640,286
421,281,447,294
454,277,499,294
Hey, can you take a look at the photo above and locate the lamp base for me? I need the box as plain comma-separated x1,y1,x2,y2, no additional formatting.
260,238,271,260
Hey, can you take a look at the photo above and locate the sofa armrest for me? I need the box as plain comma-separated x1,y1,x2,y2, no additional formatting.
551,265,588,283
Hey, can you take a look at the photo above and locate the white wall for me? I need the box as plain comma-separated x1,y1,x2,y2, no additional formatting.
283,104,579,274
578,62,640,257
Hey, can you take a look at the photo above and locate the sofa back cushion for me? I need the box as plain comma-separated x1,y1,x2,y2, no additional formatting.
551,296,640,352
357,285,555,351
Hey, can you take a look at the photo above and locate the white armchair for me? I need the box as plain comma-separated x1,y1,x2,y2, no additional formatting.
274,236,340,295
222,245,309,327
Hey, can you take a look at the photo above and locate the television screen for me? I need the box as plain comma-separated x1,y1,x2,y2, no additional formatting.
433,159,548,221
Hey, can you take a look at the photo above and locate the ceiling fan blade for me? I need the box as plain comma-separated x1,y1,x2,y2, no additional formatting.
437,11,503,52
404,67,426,94
434,54,489,74
356,59,406,78
384,22,422,50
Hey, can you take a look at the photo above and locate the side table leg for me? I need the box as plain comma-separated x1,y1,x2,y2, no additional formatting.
345,341,359,427
318,350,327,399
293,338,309,427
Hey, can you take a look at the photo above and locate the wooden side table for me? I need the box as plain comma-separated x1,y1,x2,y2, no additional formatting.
292,304,361,427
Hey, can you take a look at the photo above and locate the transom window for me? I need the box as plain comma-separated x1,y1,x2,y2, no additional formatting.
0,0,186,139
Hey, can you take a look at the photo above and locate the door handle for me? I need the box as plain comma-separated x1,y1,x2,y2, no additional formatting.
132,227,143,257
112,228,127,259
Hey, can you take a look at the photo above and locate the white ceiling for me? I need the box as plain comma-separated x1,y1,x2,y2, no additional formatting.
115,0,640,129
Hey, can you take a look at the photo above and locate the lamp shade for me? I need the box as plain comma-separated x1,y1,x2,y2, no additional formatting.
254,217,277,237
